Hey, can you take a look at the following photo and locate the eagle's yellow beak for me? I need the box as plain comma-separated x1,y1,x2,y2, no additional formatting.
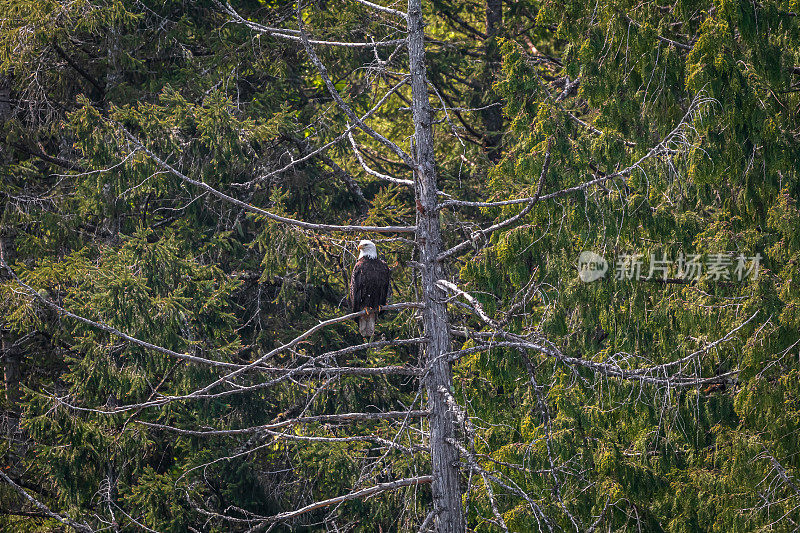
357,243,364,250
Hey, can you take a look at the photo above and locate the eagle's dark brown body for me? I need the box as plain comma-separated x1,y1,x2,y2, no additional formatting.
350,256,390,337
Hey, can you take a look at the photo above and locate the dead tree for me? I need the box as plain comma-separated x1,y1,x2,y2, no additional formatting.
407,0,465,528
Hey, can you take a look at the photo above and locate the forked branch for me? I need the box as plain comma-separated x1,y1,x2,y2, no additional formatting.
294,3,416,169
437,94,714,261
2,256,422,390
249,476,432,528
122,127,415,234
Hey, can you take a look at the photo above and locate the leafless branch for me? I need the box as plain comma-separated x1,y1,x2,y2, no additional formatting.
437,387,512,532
350,0,408,20
297,337,425,365
438,138,551,260
286,134,368,211
256,364,422,377
448,337,745,387
138,409,428,436
3,257,423,387
417,509,437,532
169,303,422,406
294,3,416,169
446,436,554,532
439,93,713,212
438,94,714,261
436,279,497,327
234,75,410,188
348,129,414,186
586,496,611,533
246,476,433,528
14,294,423,413
757,446,800,497
243,428,423,454
1,257,243,368
220,2,406,48
121,127,415,233
441,277,758,387
0,471,94,533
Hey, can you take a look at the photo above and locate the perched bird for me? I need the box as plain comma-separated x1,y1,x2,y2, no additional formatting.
350,239,391,337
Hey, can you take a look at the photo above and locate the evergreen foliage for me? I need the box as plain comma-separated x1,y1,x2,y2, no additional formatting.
0,0,798,531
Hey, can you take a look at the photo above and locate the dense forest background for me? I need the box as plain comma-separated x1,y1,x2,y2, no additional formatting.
1,0,799,531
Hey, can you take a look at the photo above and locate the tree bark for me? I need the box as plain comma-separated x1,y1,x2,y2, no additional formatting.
407,1,465,531
482,0,502,163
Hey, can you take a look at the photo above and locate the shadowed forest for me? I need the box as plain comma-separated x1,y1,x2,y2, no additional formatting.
1,0,799,531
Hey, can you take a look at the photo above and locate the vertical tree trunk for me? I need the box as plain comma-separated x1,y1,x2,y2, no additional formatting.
407,1,464,531
483,0,502,163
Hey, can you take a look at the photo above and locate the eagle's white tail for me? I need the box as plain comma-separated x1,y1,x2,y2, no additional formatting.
359,314,376,337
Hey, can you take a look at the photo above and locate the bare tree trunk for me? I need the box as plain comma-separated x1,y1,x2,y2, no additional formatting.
407,1,464,531
483,0,502,162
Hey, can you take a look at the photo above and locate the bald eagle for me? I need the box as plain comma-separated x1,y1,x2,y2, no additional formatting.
350,240,390,337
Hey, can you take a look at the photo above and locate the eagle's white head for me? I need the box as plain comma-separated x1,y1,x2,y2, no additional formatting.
357,239,378,259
